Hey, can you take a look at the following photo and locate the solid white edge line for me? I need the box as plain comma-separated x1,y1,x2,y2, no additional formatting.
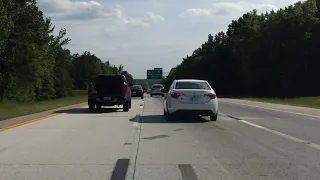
220,100,320,119
239,119,320,151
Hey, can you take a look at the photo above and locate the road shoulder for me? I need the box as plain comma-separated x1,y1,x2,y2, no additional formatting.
219,98,320,117
0,102,87,130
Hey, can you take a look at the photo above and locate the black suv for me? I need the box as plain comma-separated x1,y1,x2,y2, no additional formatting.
87,74,132,112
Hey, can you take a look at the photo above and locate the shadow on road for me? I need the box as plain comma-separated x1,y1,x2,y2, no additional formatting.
55,107,122,114
129,115,208,123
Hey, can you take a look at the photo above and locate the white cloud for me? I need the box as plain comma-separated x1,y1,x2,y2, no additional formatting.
38,0,114,20
179,1,278,18
114,4,150,28
145,12,165,22
37,0,303,78
38,0,164,28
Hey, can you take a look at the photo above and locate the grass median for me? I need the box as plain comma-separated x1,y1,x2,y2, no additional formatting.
0,90,87,121
244,97,320,109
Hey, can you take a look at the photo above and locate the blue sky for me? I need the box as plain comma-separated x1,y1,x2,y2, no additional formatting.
37,0,303,78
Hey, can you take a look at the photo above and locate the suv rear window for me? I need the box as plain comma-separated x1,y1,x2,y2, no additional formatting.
175,81,211,90
93,75,124,94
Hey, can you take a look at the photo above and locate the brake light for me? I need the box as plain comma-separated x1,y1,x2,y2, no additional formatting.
205,93,217,99
170,92,184,98
123,83,127,93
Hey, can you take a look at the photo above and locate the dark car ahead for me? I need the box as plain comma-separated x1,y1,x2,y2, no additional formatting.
131,85,144,99
87,74,132,112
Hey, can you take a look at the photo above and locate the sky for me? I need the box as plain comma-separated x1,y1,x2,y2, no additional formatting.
37,0,304,79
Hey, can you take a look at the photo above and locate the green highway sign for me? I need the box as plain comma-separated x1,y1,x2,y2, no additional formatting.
147,69,163,79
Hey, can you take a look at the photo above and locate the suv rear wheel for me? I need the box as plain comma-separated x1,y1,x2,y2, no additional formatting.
88,104,95,112
123,101,129,112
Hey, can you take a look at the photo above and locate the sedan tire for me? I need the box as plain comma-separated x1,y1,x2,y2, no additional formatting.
210,113,218,121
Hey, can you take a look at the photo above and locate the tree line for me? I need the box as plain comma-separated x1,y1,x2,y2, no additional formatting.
163,0,320,98
0,0,132,102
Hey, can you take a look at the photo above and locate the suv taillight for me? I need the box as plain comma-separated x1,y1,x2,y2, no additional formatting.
123,83,127,93
205,93,217,99
170,92,184,99
88,83,94,94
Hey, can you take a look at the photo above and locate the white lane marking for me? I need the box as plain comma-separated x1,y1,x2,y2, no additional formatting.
239,119,320,151
133,115,140,126
140,99,145,109
238,117,260,120
221,100,320,119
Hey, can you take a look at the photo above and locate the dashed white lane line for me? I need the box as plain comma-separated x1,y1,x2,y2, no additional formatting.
219,112,320,151
133,115,140,127
220,100,320,119
139,99,144,109
238,119,320,151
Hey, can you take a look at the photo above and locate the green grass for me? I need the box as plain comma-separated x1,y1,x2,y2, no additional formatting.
0,90,87,121
244,97,320,109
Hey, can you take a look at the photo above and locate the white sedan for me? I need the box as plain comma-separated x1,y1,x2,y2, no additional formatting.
163,79,218,121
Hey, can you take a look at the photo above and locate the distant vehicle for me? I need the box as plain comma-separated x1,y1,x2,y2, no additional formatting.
163,79,218,121
146,88,150,94
150,84,164,97
87,74,132,112
131,85,144,99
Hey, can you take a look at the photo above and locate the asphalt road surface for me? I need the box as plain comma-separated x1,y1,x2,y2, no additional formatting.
1,96,320,180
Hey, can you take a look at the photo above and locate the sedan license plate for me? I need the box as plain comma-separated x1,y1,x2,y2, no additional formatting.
104,97,111,100
190,96,199,101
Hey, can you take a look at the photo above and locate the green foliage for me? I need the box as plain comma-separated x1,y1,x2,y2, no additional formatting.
164,0,320,98
0,0,132,102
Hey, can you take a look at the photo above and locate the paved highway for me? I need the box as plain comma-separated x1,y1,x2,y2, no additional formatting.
1,96,320,179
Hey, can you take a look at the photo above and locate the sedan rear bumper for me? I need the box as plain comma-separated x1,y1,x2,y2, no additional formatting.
167,99,218,115
171,109,214,116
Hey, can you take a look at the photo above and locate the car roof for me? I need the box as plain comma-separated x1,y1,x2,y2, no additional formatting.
152,84,163,86
175,79,208,83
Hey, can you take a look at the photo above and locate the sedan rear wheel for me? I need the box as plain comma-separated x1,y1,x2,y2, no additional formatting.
210,113,218,121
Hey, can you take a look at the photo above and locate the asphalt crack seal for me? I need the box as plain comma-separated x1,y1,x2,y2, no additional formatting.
142,135,169,140
110,159,130,180
178,164,198,180
227,115,241,120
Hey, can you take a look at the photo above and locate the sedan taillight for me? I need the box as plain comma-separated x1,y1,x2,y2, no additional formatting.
205,93,217,99
170,92,184,99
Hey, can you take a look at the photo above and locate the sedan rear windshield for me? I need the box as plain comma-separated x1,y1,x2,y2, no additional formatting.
131,86,142,90
175,81,211,90
152,85,163,88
